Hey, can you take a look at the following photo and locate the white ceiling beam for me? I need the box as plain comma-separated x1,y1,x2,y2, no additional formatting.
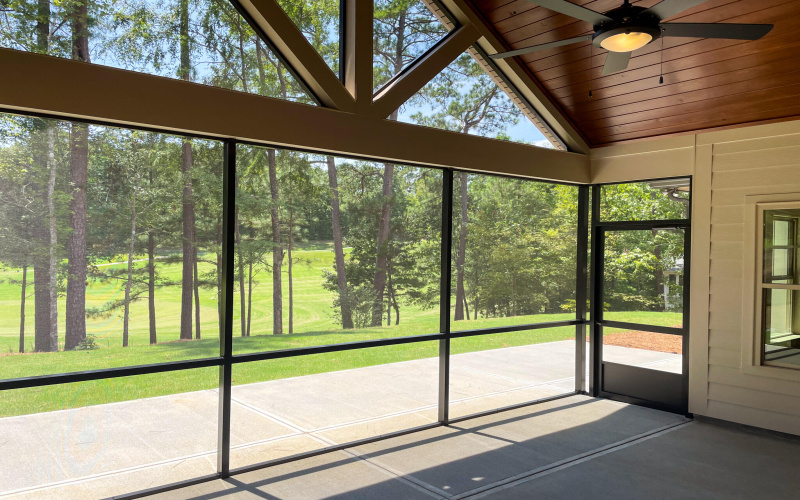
0,49,589,182
372,23,480,119
237,0,356,112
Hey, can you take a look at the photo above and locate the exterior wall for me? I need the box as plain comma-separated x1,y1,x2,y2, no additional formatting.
591,120,800,436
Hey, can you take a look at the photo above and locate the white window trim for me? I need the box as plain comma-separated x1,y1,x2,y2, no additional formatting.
742,193,800,381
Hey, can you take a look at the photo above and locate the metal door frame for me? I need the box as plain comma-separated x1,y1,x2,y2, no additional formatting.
588,183,692,415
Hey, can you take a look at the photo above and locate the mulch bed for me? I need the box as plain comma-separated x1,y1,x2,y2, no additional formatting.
573,327,683,354
602,330,682,354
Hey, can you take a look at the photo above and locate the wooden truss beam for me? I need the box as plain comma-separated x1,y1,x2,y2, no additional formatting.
0,49,590,182
439,0,590,153
343,0,374,115
372,23,480,120
238,0,356,112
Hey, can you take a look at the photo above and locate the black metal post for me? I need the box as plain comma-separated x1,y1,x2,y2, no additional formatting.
589,185,602,396
438,169,454,423
681,179,693,415
217,140,236,477
575,185,589,393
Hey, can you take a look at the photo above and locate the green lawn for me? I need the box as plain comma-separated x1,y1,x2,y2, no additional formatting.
0,244,682,417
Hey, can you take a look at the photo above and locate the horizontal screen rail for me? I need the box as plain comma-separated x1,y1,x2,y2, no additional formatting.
0,357,223,391
449,320,580,338
231,321,580,363
595,219,690,230
231,333,447,363
599,320,684,336
1,320,582,391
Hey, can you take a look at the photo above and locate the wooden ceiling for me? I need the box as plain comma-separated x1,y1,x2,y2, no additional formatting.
468,0,800,146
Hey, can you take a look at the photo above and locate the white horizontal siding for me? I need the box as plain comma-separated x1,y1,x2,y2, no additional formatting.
709,365,800,398
711,146,800,172
707,132,800,435
713,134,800,155
706,400,800,435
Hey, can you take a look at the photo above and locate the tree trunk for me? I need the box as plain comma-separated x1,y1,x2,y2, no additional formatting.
268,149,283,335
387,244,399,325
32,7,53,353
246,225,254,337
652,228,664,311
464,295,470,321
65,4,90,350
46,125,58,351
35,0,49,54
247,229,253,337
372,160,394,326
386,258,391,326
148,231,157,344
123,188,137,348
180,140,195,340
19,266,27,353
236,209,246,336
288,202,294,334
216,215,223,327
32,124,55,352
178,0,195,340
393,293,399,326
372,104,401,326
194,257,201,339
66,122,88,350
33,261,51,351
327,156,353,329
454,172,468,321
33,220,51,352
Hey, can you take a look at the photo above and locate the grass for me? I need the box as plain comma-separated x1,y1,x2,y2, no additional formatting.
0,243,681,417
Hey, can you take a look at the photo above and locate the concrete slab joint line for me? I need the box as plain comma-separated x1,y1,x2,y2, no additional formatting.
340,448,451,499
0,343,682,499
457,420,694,500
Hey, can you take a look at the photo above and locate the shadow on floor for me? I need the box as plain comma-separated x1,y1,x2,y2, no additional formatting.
147,396,694,500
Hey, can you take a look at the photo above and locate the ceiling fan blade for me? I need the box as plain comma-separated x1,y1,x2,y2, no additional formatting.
490,35,592,59
660,23,774,40
640,0,708,21
523,0,612,25
602,51,631,75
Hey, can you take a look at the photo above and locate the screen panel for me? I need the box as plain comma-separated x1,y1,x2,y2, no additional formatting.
0,368,218,498
0,113,223,379
230,342,439,469
449,326,575,419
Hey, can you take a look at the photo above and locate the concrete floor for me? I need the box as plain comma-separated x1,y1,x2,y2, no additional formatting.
143,397,800,500
0,341,682,499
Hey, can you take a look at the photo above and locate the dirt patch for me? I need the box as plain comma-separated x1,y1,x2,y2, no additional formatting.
573,328,683,354
602,330,682,354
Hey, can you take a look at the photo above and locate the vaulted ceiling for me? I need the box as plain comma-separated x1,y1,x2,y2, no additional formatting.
468,0,800,146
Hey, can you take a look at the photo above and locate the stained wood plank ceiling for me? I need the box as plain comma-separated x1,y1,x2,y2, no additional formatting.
467,0,800,146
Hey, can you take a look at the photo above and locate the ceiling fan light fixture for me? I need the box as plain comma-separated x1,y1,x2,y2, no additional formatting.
599,31,652,52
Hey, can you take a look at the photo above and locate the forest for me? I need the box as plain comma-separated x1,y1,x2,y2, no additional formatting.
0,0,687,404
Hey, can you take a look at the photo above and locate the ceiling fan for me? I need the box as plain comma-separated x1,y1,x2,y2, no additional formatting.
490,0,774,75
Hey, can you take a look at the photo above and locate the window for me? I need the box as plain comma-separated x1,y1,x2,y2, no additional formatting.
759,205,800,369
449,174,578,331
0,110,585,498
0,0,316,103
232,145,442,353
373,0,451,92
398,48,558,148
600,178,690,222
0,112,223,378
279,0,341,75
